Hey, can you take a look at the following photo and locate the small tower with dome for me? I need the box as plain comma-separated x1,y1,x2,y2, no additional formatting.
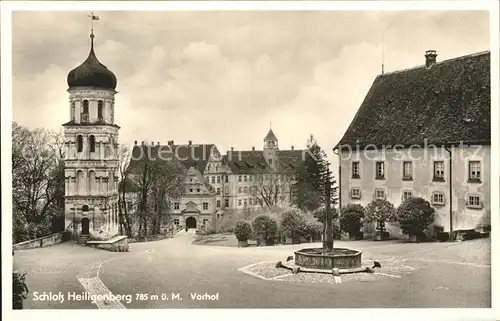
63,14,121,242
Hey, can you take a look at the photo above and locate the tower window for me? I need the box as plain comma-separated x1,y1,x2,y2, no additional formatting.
89,135,96,153
71,101,76,121
98,100,104,120
82,100,89,114
77,135,83,153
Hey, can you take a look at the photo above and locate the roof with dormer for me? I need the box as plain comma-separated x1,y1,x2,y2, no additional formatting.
127,143,216,175
336,51,491,149
222,149,304,175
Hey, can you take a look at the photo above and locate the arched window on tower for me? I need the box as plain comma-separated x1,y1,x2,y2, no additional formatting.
98,100,103,120
77,170,85,195
89,135,96,153
82,100,89,122
71,101,76,121
82,100,89,113
77,135,83,153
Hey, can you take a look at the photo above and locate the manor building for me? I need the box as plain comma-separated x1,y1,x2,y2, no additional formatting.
335,50,491,238
63,30,121,240
124,129,304,229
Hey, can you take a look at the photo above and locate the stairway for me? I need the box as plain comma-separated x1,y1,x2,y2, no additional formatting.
78,234,90,246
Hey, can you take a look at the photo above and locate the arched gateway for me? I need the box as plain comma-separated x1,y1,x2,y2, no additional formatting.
186,216,197,229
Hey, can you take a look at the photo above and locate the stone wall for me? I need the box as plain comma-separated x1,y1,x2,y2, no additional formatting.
86,235,129,252
13,232,65,250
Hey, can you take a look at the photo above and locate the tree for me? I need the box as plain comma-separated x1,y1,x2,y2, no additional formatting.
312,206,338,224
128,145,185,237
339,204,365,238
252,215,278,246
118,145,132,236
365,199,396,239
250,173,291,208
293,134,338,211
12,122,65,243
279,208,306,240
396,197,435,240
234,221,252,241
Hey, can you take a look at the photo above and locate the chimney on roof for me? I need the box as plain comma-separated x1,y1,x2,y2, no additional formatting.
141,141,145,145
188,140,192,146
157,142,160,146
291,145,294,150
151,141,154,145
252,146,255,151
168,140,174,146
231,147,234,152
134,140,137,145
425,50,437,68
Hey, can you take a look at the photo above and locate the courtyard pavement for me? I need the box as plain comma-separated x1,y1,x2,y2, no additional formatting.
13,229,491,309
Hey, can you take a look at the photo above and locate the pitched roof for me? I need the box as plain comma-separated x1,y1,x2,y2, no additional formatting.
222,149,304,174
127,143,216,174
264,129,278,141
336,51,491,149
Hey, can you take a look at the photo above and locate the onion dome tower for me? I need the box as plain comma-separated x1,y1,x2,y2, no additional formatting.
63,13,121,241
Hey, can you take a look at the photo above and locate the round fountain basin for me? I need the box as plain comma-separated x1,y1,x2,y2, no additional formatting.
294,248,362,270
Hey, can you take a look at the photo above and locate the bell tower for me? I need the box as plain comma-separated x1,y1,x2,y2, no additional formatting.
63,14,121,240
263,126,279,170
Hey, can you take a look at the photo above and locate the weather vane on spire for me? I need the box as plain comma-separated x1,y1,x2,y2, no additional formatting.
88,12,100,36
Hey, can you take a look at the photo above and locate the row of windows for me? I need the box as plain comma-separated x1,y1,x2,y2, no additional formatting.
75,135,115,154
350,187,483,209
237,174,291,183
204,175,227,184
173,199,230,210
71,100,108,122
352,160,482,182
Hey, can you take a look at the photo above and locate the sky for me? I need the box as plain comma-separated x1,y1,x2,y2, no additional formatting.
12,10,490,173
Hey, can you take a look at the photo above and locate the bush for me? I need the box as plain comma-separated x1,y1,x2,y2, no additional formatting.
340,204,365,235
279,209,307,239
396,197,435,236
312,206,338,224
233,221,252,241
365,199,396,228
252,215,278,243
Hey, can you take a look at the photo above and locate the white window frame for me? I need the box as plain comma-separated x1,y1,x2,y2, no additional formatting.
203,202,209,210
375,161,385,179
238,199,242,206
351,187,361,199
434,161,445,180
174,202,180,210
375,188,386,200
403,161,413,179
468,160,481,181
466,194,482,209
431,192,445,205
402,190,413,201
352,161,360,178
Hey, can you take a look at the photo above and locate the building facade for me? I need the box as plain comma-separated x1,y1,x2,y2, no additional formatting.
63,30,121,238
335,50,491,238
124,129,304,229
